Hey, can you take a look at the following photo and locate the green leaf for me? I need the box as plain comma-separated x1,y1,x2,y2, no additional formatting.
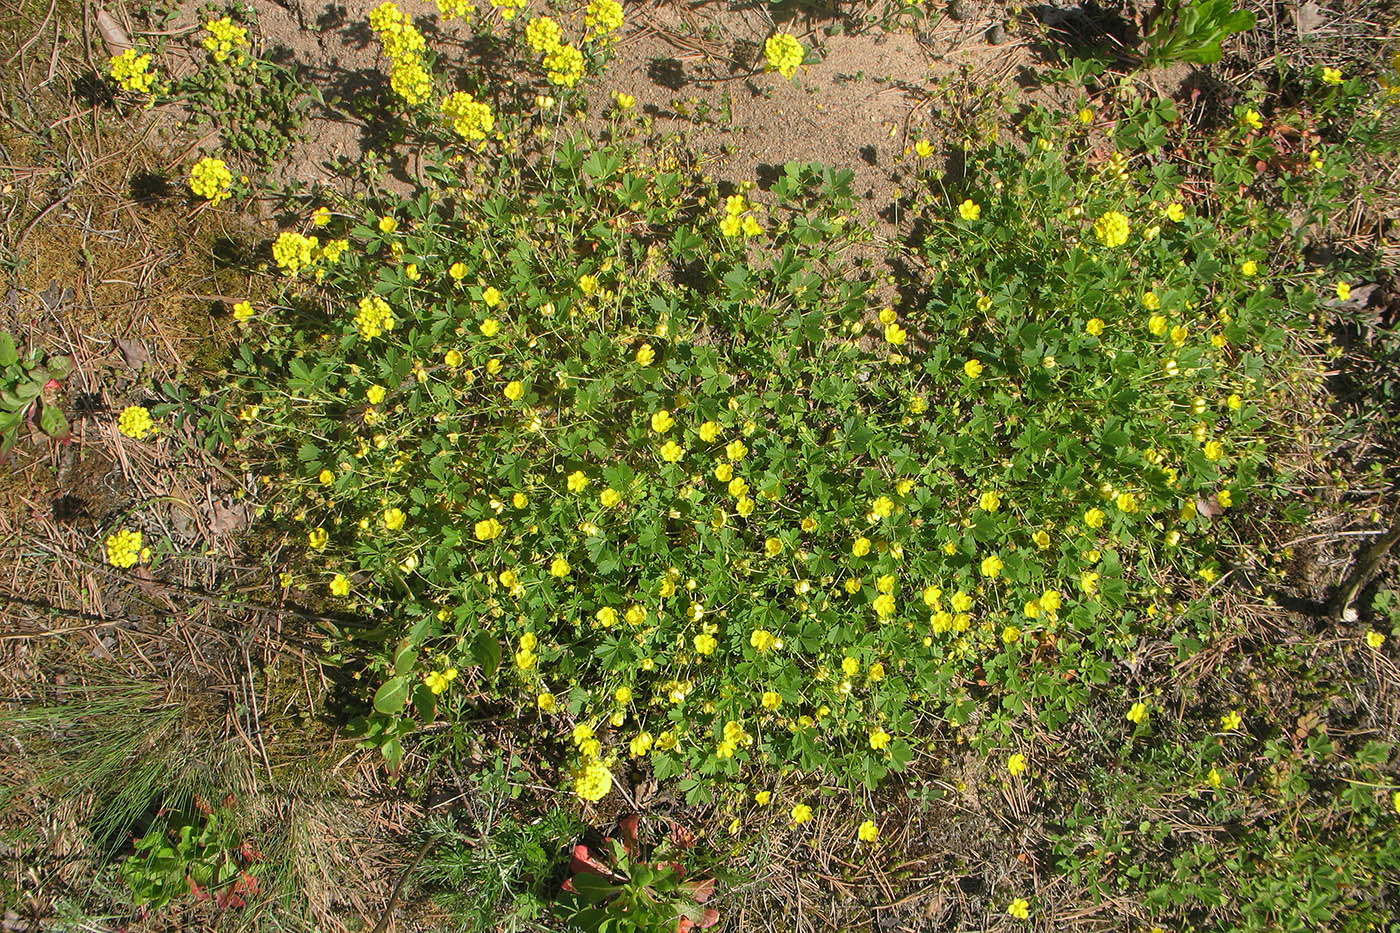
0,331,18,367
38,402,68,440
471,630,501,677
373,676,410,714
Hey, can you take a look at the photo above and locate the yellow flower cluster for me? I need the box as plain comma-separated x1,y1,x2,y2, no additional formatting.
570,722,613,801
354,295,396,341
368,2,432,106
117,405,154,440
424,666,457,694
543,42,585,88
715,719,752,758
763,32,803,79
272,231,319,277
434,0,475,20
488,0,526,20
1093,210,1130,248
108,48,157,93
719,194,762,238
525,16,562,52
441,91,494,141
105,529,143,568
584,0,624,40
202,16,249,64
188,157,233,205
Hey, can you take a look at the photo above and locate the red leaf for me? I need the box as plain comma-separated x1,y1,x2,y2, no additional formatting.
682,878,715,903
699,908,721,928
571,844,625,881
618,814,640,861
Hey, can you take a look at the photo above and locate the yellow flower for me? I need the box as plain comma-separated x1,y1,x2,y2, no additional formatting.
1077,107,1093,124
1007,752,1027,776
763,536,783,557
536,692,557,712
188,157,234,205
1007,898,1030,920
659,440,685,462
108,48,157,93
543,42,585,88
1085,317,1105,336
884,322,907,345
104,529,143,568
651,409,675,433
1365,630,1385,649
1084,507,1105,530
764,32,804,79
1165,202,1186,222
1241,108,1263,130
353,295,394,340
754,790,772,806
851,536,872,557
698,421,721,443
980,554,1003,578
383,507,406,530
567,470,589,493
869,728,891,750
1127,701,1149,725
1115,491,1138,514
585,0,624,38
504,380,524,401
979,490,1001,512
307,527,329,550
1335,281,1351,301
1217,489,1233,508
1092,211,1130,248
1241,260,1258,277
749,629,776,652
958,199,981,221
441,90,495,140
117,405,155,440
726,439,748,461
1220,710,1243,731
571,758,613,802
1207,766,1223,788
963,358,983,379
474,517,503,540
328,573,350,597
1322,66,1342,85
857,820,879,843
761,691,782,711
232,300,254,323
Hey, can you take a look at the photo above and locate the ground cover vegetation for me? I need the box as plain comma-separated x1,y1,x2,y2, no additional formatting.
3,0,1400,930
